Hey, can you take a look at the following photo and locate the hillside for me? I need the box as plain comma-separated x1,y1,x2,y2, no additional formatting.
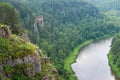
0,2,60,80
108,35,120,79
83,0,120,12
0,24,60,80
2,0,120,79
21,0,120,76
0,0,36,42
1,0,120,80
83,0,120,27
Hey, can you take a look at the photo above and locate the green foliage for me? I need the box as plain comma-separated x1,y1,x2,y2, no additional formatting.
64,40,93,80
1,0,120,80
0,2,22,34
0,0,35,40
108,35,120,79
0,25,59,80
3,65,14,74
0,34,37,61
20,0,120,79
0,24,7,29
83,0,120,12
3,64,31,80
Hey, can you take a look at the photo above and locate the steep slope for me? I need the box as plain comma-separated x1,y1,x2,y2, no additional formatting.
1,0,120,80
0,0,36,42
23,0,99,24
0,24,60,80
83,0,120,12
83,0,120,26
4,0,120,79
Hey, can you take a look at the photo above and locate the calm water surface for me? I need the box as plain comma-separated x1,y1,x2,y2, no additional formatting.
71,38,117,80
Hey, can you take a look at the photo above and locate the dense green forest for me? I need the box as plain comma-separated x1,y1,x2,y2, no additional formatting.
84,0,120,27
20,0,120,79
83,0,120,12
108,35,120,79
0,0,35,37
82,0,120,79
1,0,120,80
0,1,61,80
0,2,22,34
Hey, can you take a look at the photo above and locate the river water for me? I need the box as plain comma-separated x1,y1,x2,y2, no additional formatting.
71,38,117,80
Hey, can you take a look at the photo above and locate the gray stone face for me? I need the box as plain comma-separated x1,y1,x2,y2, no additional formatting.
0,50,41,78
0,27,11,38
20,32,30,42
0,26,60,80
0,29,6,37
23,53,41,76
2,56,13,66
0,29,3,36
13,58,23,65
5,26,11,37
7,56,13,66
24,66,35,77
43,75,55,80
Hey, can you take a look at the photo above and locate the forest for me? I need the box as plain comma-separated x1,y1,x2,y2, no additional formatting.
108,35,120,78
0,0,120,80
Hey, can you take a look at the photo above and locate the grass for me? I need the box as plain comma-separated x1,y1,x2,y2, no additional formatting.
63,34,117,80
64,40,93,80
0,24,59,80
0,34,38,60
0,24,7,28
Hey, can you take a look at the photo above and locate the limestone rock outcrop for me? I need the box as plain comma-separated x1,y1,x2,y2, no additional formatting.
0,24,60,80
20,32,30,42
1,52,41,77
0,25,11,38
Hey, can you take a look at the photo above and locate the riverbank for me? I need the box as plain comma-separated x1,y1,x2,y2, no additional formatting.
63,35,115,80
108,50,120,79
72,38,114,80
107,34,120,79
63,34,118,80
64,40,93,80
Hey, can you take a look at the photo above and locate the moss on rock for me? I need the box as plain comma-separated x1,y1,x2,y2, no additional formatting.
0,24,60,80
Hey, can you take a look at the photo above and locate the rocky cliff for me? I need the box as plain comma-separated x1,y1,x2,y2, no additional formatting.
0,24,60,80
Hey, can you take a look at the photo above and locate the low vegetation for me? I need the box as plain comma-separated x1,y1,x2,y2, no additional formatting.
0,34,37,60
64,40,93,80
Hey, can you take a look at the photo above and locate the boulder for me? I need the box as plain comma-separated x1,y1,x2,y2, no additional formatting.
0,26,11,38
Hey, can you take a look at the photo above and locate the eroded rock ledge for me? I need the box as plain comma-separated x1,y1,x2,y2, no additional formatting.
0,24,60,80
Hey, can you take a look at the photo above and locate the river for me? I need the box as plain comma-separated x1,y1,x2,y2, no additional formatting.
71,38,117,80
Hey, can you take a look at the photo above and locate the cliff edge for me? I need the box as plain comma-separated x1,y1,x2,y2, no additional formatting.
0,24,60,80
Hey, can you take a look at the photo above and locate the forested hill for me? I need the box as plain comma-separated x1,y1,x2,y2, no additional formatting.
83,0,120,12
21,0,120,79
0,2,60,80
108,35,120,79
23,0,99,23
1,0,120,80
83,0,120,33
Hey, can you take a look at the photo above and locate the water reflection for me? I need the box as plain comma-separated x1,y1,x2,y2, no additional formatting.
72,38,117,80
